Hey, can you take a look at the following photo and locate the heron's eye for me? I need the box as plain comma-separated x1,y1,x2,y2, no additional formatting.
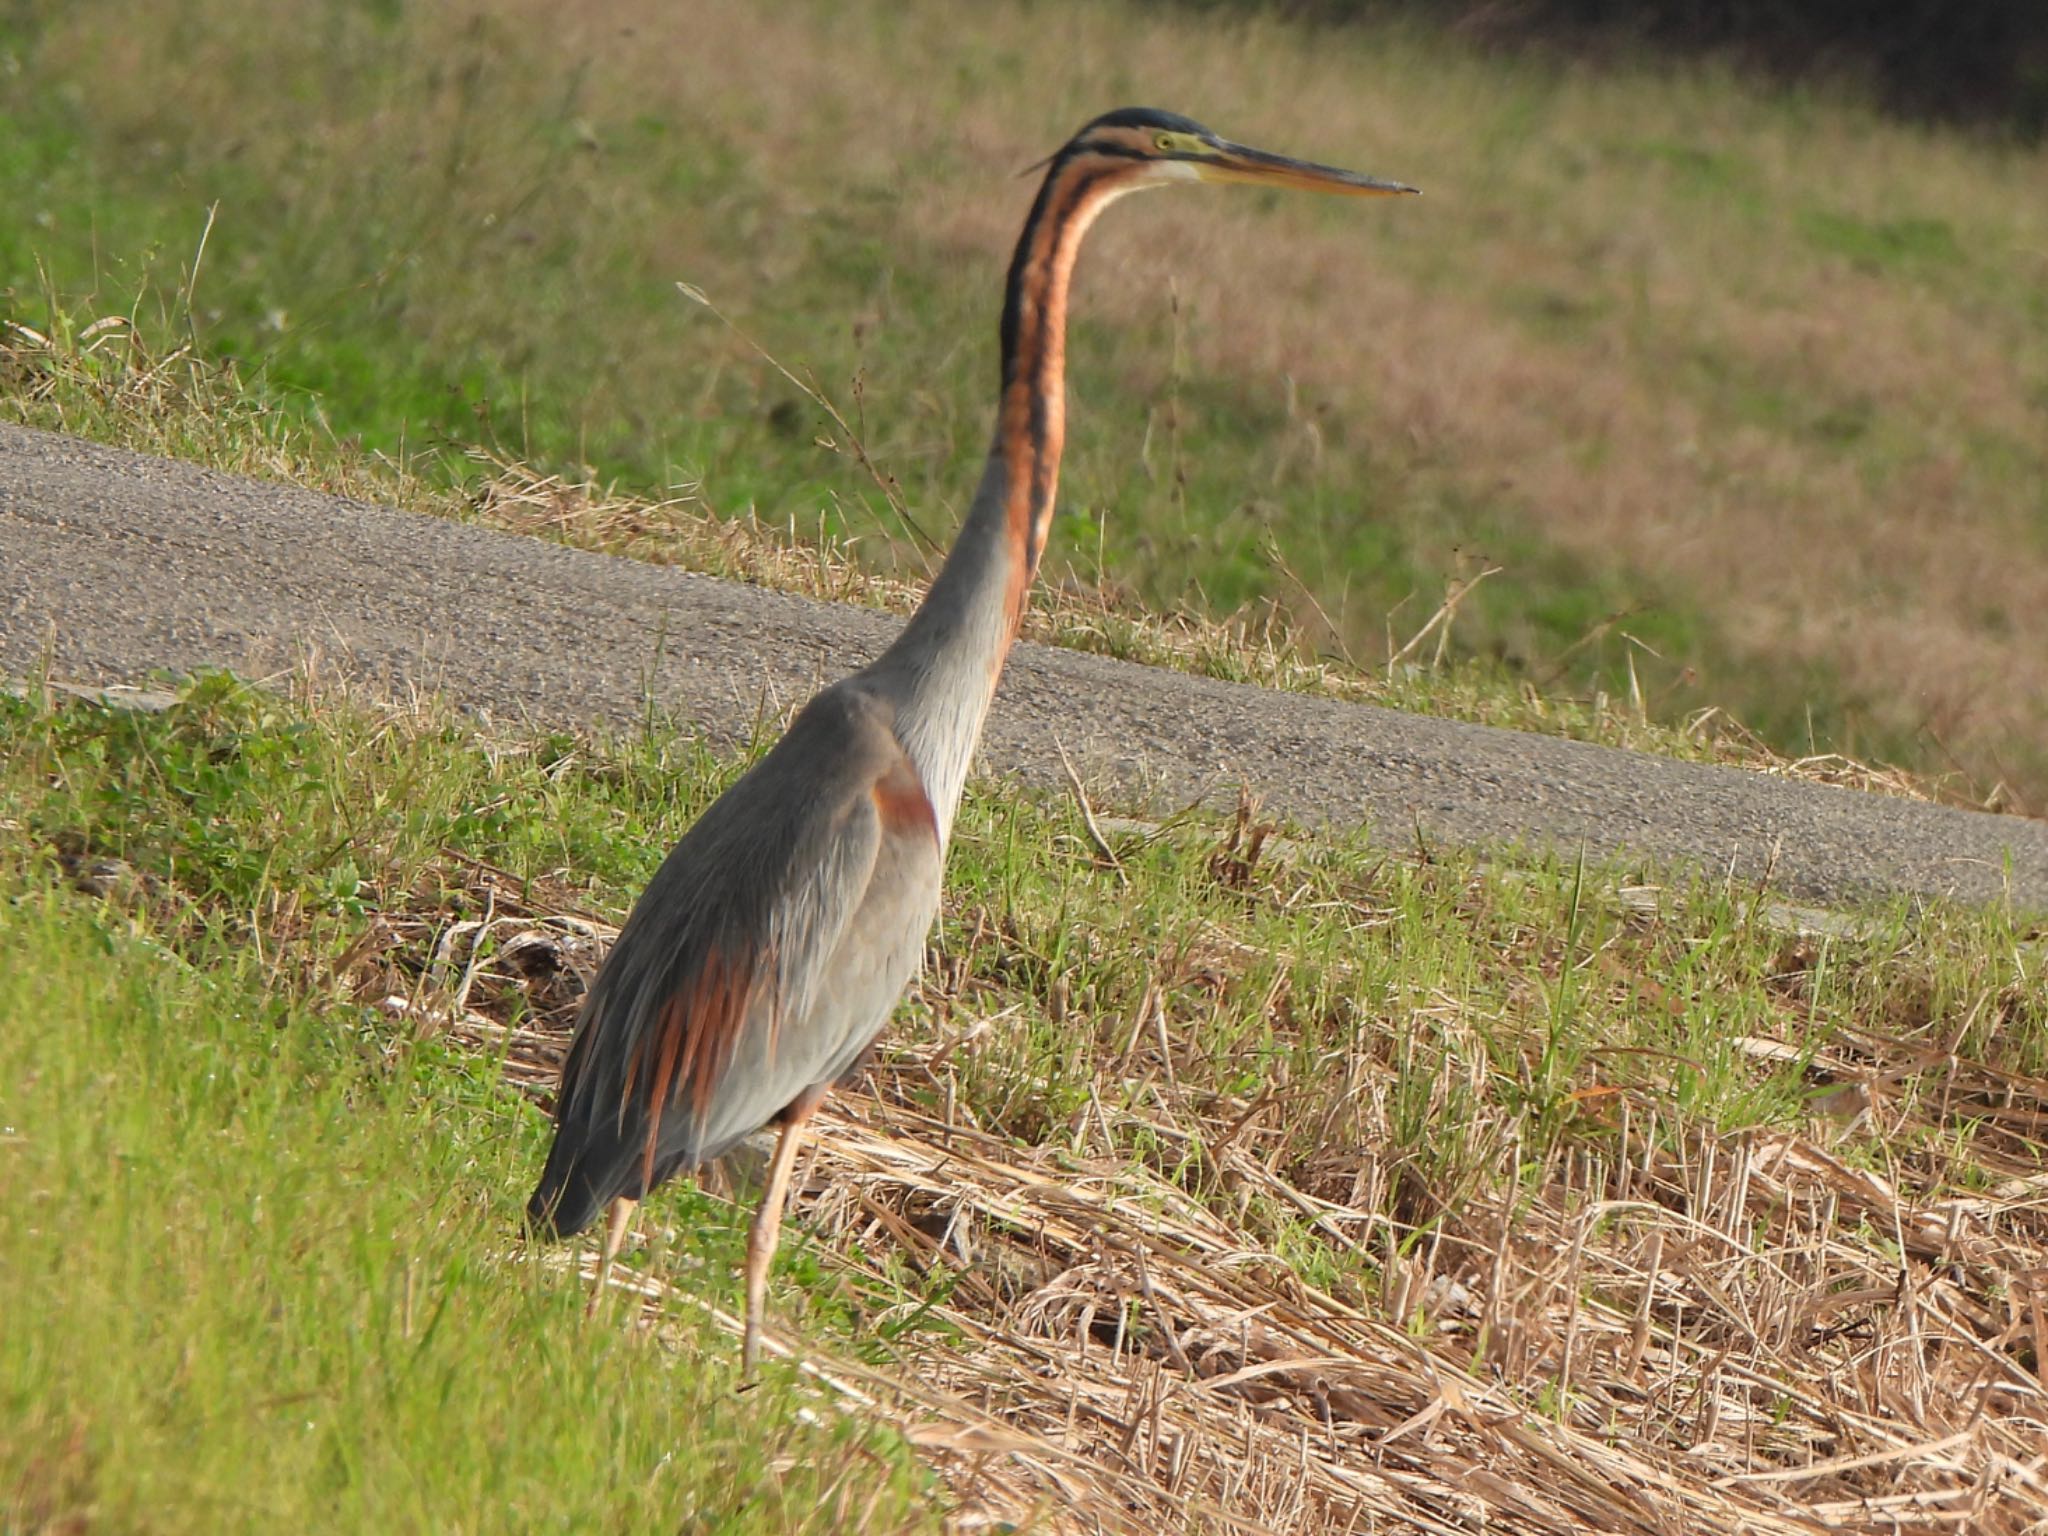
1154,131,1177,153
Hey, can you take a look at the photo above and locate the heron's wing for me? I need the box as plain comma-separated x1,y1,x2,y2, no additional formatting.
529,683,941,1233
629,699,943,1165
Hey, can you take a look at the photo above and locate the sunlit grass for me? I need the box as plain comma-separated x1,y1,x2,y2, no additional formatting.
0,860,935,1530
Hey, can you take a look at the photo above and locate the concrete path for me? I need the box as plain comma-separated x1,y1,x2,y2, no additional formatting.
4,422,2043,909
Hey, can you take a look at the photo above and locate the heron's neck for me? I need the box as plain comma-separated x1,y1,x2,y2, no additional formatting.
866,159,1128,844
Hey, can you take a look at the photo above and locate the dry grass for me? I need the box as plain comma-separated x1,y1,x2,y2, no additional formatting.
369,845,2048,1534
464,443,1468,699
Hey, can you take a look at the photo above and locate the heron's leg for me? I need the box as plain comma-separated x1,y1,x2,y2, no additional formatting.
741,1090,825,1375
587,1196,637,1317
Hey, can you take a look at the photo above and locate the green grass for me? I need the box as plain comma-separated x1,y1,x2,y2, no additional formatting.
3,0,2045,799
0,681,936,1533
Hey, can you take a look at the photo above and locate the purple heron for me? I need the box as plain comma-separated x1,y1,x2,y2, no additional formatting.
527,107,1415,1371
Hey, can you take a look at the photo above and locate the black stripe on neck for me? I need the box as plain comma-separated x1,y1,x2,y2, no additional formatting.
1028,163,1110,569
997,152,1124,386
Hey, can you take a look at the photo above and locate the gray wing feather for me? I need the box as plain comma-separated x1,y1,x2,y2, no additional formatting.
529,681,941,1233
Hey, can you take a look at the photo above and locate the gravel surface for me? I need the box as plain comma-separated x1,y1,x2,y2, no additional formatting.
5,421,2044,911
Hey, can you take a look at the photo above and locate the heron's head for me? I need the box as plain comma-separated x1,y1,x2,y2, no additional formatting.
1049,107,1418,200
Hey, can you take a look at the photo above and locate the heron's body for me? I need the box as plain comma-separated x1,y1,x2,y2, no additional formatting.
527,108,1413,1369
528,682,942,1234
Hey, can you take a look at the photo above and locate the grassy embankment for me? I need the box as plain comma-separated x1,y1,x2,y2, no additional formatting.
5,666,2046,1532
4,0,2046,799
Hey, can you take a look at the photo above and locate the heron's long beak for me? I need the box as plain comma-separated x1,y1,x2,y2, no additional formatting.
1199,140,1418,198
